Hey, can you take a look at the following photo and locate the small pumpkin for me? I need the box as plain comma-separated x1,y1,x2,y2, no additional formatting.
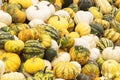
0,52,21,72
1,72,26,80
69,45,90,65
4,40,24,53
23,57,45,74
53,61,79,79
101,60,119,79
34,66,55,80
0,10,12,25
81,63,100,80
74,10,94,24
75,22,91,37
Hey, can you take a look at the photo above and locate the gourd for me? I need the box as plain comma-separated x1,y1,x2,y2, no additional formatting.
34,66,55,80
54,10,70,18
111,19,120,33
101,60,119,79
4,40,24,53
53,61,79,79
75,22,91,37
0,60,5,78
26,4,51,21
0,22,7,29
81,63,100,80
63,8,75,18
102,46,120,62
0,10,12,25
69,45,90,65
43,60,52,70
23,57,45,74
1,72,26,80
89,22,104,37
74,10,94,24
21,40,45,60
0,52,21,72
78,0,94,11
2,3,26,23
50,39,59,51
75,73,91,80
0,31,14,49
70,61,81,73
47,15,69,30
95,0,112,14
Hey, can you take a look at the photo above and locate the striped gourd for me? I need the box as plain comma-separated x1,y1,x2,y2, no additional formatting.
34,24,59,41
0,31,14,49
21,40,45,60
89,22,104,37
103,29,120,42
97,37,114,51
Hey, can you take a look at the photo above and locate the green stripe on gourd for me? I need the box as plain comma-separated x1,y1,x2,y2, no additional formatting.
97,38,114,51
21,40,45,60
0,31,14,49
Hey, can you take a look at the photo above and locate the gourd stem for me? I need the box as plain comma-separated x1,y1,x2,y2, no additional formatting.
57,15,60,21
43,66,48,73
34,5,39,10
112,44,115,49
2,0,9,3
47,3,51,6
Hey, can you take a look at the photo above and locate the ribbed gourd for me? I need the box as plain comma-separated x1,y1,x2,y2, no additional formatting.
96,37,114,51
69,45,90,65
34,24,59,41
0,31,14,49
21,40,45,60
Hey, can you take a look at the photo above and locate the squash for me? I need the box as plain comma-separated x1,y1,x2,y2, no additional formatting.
53,61,79,79
54,10,70,18
26,4,51,21
96,37,114,51
70,61,81,73
34,66,55,79
28,19,45,28
68,32,80,38
1,72,26,80
69,45,90,65
50,39,59,51
23,57,45,74
111,19,120,33
102,46,120,62
21,40,45,60
89,22,104,37
0,31,14,49
58,28,69,38
4,40,24,53
103,29,120,42
44,48,57,62
0,52,21,72
101,60,119,79
47,15,69,30
18,28,40,42
0,10,12,25
63,8,75,18
75,22,91,37
88,6,103,19
78,0,94,11
81,63,100,80
75,73,91,80
2,3,26,23
95,0,112,14
74,10,94,24
96,56,105,70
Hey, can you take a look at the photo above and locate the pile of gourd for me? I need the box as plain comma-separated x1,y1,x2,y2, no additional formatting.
0,0,120,80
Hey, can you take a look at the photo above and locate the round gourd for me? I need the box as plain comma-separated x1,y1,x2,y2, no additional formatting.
21,40,45,60
81,63,100,80
75,73,91,80
4,40,24,53
68,32,80,38
78,0,94,11
1,72,26,80
0,10,12,25
63,8,75,18
0,31,14,49
75,22,91,37
69,45,90,65
50,39,59,51
26,4,51,21
34,66,55,80
53,61,79,79
96,56,105,70
47,15,69,30
44,48,57,62
102,46,120,62
89,22,104,37
23,57,45,74
70,61,81,73
101,60,119,79
0,52,21,72
54,10,70,18
2,3,26,23
96,37,114,51
74,11,93,24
